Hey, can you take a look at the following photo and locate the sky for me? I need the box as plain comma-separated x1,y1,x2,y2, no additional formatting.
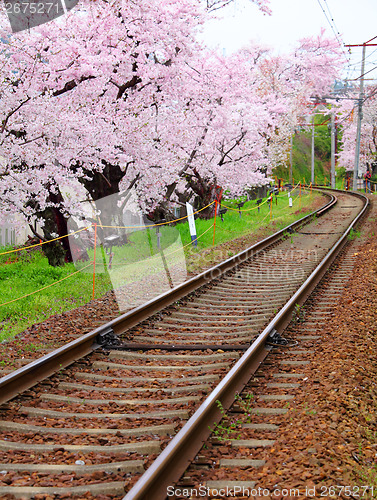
201,0,377,83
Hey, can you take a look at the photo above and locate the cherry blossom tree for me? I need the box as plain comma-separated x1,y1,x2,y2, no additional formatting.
0,0,207,262
254,29,344,174
338,86,377,176
0,0,343,264
204,0,270,13
0,0,273,229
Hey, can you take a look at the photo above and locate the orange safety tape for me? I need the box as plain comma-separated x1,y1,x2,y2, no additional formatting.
0,262,93,308
0,201,217,257
97,200,216,229
222,182,302,214
155,222,215,257
290,181,301,191
259,210,271,225
0,185,305,262
0,226,93,257
265,192,302,226
221,196,270,213
107,222,216,267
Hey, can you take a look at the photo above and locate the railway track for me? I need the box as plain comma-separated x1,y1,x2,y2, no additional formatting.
0,189,368,499
171,236,367,497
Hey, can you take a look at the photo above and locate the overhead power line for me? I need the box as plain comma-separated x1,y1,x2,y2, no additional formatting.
364,86,377,104
347,48,377,68
323,0,343,42
315,0,352,77
350,65,377,81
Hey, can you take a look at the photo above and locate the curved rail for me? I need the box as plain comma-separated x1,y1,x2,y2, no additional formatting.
123,189,369,500
0,189,336,405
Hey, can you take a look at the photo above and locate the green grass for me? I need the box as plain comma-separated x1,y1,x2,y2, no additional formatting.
0,189,319,343
273,113,342,187
90,189,318,279
354,426,377,496
0,249,112,342
274,130,329,186
176,190,316,249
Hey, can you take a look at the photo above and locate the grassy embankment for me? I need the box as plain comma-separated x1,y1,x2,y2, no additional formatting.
273,118,331,186
273,116,352,190
0,189,320,342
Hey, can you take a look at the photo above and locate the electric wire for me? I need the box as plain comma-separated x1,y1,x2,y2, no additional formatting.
347,48,377,68
351,65,377,81
315,0,351,76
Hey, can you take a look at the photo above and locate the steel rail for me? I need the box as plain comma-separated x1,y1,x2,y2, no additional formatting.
0,189,335,405
123,189,369,500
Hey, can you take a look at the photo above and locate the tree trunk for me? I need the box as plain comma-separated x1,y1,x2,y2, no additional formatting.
77,162,140,242
186,170,222,219
43,239,67,267
27,186,75,267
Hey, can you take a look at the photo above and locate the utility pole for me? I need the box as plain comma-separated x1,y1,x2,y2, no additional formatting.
331,110,336,188
311,115,315,185
345,37,377,190
353,43,366,190
289,134,293,184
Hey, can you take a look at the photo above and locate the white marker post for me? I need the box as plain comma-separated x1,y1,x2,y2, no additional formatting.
186,202,197,247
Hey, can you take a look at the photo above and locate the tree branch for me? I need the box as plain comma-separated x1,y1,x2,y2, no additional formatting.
53,75,96,97
20,134,44,146
1,96,31,134
218,130,247,166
